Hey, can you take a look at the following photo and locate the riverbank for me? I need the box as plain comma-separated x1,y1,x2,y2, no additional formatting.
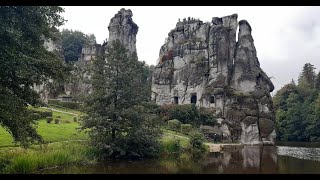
0,107,207,174
0,141,95,173
0,132,199,174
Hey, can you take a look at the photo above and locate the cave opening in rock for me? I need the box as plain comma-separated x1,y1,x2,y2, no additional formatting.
191,94,197,104
174,96,179,104
210,96,215,103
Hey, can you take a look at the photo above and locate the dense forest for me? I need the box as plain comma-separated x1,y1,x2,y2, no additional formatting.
274,63,320,142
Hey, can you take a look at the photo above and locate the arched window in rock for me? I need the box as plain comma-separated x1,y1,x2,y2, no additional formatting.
210,96,215,103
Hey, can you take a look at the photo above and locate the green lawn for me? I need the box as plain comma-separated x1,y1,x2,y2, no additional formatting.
0,127,15,147
47,105,85,116
0,107,88,147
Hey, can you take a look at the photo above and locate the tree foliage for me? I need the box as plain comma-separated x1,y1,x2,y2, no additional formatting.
160,104,216,126
60,29,96,63
274,63,320,142
298,63,316,89
315,71,320,90
82,40,161,159
0,6,65,147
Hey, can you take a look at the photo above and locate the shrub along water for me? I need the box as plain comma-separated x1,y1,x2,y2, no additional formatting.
160,138,182,155
187,131,207,154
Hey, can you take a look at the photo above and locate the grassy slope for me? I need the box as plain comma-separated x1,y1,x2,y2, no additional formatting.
0,107,87,147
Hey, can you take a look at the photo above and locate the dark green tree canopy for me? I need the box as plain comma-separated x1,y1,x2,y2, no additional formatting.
0,6,65,146
274,62,320,142
60,29,96,63
298,63,316,89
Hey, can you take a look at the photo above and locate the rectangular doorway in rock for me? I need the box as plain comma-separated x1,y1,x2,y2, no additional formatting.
191,94,197,104
174,96,179,104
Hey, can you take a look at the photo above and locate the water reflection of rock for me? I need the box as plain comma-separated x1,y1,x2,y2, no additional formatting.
242,146,260,168
201,146,278,173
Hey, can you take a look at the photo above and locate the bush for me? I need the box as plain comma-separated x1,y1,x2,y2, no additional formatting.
46,117,53,123
168,119,181,131
60,101,81,110
160,105,217,126
160,104,175,120
63,120,71,123
198,107,216,126
31,113,41,120
54,119,60,124
141,102,161,114
29,110,52,120
181,124,192,135
48,99,81,110
188,131,207,153
47,99,60,105
73,117,77,122
160,138,181,155
167,104,199,124
56,116,61,118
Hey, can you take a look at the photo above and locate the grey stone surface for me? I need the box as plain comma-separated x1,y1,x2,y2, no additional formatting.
107,8,138,54
151,14,276,145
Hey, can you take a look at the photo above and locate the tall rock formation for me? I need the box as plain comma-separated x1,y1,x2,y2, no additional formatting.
34,35,65,102
78,8,138,61
151,15,275,145
65,8,139,98
107,8,138,54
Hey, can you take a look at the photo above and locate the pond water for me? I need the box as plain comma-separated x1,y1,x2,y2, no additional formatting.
38,142,320,174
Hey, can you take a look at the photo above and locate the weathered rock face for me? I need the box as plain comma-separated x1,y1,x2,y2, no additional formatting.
108,8,138,54
151,15,275,145
79,8,138,61
34,36,65,102
65,8,139,99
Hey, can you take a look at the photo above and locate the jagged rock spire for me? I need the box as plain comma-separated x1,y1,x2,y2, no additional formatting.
107,8,138,54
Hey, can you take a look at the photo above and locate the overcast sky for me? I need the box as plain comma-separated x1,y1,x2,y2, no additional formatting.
59,6,320,93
